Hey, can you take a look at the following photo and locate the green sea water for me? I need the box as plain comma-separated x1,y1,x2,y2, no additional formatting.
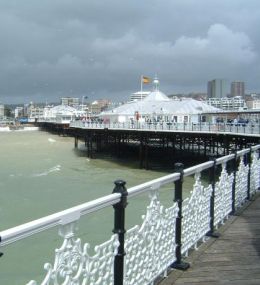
0,130,195,284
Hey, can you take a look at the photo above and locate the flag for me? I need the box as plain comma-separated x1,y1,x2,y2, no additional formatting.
142,76,151,84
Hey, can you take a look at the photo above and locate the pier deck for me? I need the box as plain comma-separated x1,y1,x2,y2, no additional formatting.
160,193,260,285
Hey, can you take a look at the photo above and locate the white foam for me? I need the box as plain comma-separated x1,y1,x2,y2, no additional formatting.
17,127,39,131
48,138,56,143
32,165,61,177
0,127,11,132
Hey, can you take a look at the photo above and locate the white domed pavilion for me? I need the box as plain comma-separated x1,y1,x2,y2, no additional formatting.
99,78,219,124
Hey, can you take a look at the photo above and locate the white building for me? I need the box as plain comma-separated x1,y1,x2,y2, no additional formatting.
99,79,219,124
0,104,4,117
247,99,260,109
14,107,24,118
207,97,247,111
61,97,80,107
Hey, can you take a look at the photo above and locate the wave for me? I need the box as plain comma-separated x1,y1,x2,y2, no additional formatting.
0,127,11,132
48,138,56,143
32,165,61,177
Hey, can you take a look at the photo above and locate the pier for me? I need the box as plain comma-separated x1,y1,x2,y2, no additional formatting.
37,120,260,169
0,142,259,284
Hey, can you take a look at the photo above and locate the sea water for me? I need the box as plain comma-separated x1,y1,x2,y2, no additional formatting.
0,130,195,284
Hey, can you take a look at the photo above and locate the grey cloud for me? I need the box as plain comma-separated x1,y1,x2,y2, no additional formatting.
0,0,260,103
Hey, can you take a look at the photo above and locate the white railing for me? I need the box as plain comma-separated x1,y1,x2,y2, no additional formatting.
70,120,260,135
0,145,260,285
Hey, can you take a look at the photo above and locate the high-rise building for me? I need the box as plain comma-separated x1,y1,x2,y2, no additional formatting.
207,79,229,99
231,81,245,98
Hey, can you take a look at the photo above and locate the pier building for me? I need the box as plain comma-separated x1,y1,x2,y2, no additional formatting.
99,79,219,124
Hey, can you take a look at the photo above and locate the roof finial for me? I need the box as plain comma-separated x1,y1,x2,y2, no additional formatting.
153,75,159,91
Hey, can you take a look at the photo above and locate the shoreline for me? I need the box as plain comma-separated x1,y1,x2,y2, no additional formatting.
0,126,39,132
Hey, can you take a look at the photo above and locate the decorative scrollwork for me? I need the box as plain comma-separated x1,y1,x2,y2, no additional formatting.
181,172,212,255
250,151,260,195
214,163,233,227
124,190,178,285
235,156,249,209
27,222,119,285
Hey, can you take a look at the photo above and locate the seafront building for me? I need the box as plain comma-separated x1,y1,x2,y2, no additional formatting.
207,96,247,111
0,103,4,117
60,97,80,107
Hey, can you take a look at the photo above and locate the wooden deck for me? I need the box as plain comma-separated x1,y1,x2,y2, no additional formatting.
159,193,260,285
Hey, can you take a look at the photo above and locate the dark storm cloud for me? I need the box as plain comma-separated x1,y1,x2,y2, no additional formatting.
0,0,260,103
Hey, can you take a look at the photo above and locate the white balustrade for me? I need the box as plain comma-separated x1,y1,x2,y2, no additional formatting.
68,121,260,135
27,223,119,285
250,151,260,196
235,157,249,208
181,173,212,255
214,163,233,226
124,190,178,285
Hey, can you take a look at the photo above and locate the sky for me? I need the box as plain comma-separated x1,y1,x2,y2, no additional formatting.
0,0,260,104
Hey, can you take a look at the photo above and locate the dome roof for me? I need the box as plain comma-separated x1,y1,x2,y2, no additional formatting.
100,97,219,116
100,77,220,117
143,90,170,102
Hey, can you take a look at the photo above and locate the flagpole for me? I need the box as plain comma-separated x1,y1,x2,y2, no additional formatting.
140,75,143,120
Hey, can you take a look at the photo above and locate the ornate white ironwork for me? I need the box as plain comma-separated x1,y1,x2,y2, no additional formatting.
27,222,119,285
250,151,260,195
214,163,233,227
124,189,178,285
181,172,212,255
235,157,249,208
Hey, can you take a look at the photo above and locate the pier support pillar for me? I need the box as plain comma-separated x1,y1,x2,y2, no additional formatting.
74,136,78,148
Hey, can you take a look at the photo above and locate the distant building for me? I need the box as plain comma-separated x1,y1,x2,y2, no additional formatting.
246,99,260,109
0,104,4,117
207,97,247,111
207,79,229,99
14,106,24,118
90,99,111,115
28,106,44,121
130,91,151,102
41,105,78,123
231,81,245,98
61,97,80,107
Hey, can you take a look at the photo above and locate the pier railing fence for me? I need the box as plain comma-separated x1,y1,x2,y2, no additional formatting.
0,145,260,285
70,120,260,135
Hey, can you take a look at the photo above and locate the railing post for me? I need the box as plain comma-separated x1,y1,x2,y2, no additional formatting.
206,158,220,238
247,147,252,200
231,152,238,214
112,180,128,285
0,237,3,257
171,163,190,270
